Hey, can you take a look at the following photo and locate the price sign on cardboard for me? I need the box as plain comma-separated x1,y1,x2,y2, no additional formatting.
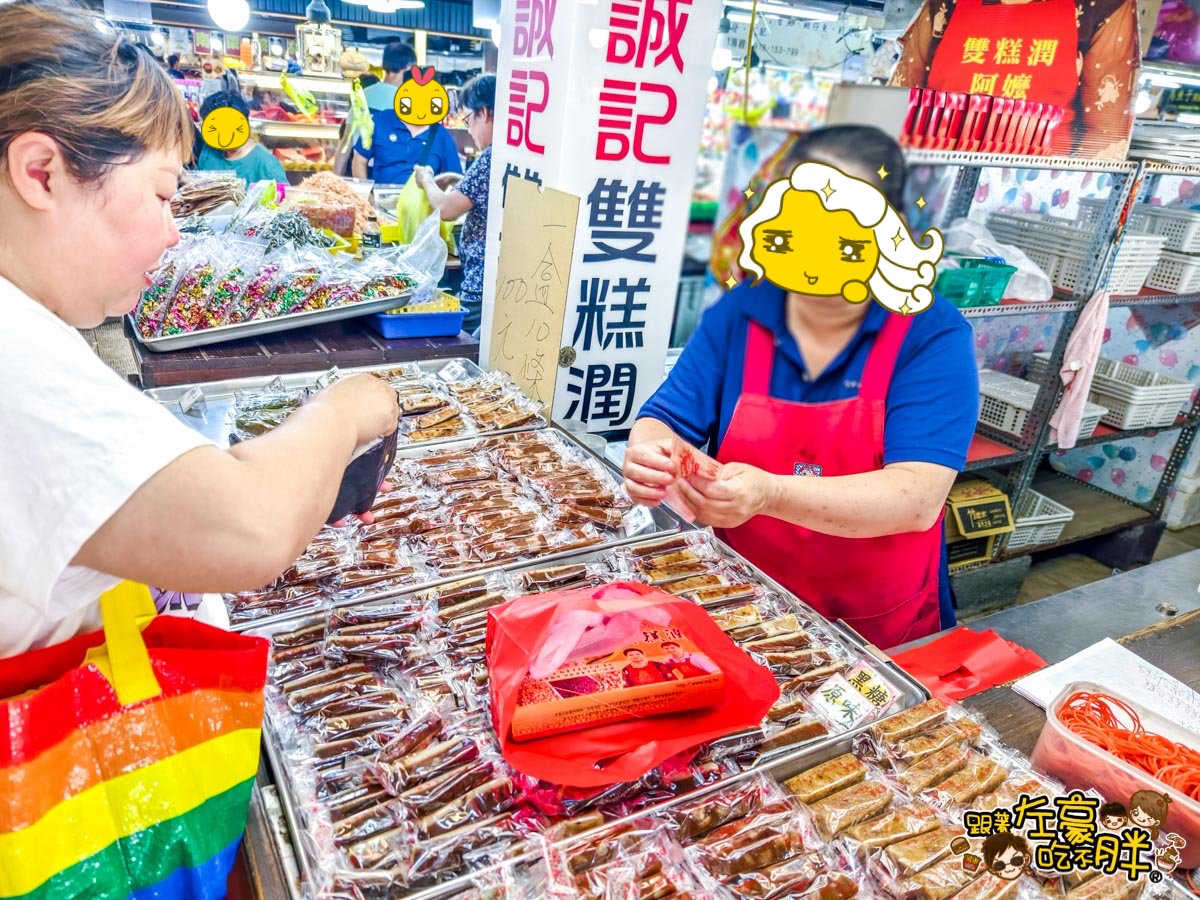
487,178,579,406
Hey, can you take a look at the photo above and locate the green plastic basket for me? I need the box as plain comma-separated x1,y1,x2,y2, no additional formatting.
936,256,1017,308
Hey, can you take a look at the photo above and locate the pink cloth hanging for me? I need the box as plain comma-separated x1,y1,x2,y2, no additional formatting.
1049,289,1110,449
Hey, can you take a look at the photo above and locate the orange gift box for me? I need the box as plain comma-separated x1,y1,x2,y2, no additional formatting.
510,619,725,741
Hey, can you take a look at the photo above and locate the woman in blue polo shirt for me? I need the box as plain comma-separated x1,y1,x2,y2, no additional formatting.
351,87,462,186
623,126,978,649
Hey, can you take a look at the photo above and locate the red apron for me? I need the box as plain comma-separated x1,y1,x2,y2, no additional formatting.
716,316,943,649
926,0,1080,154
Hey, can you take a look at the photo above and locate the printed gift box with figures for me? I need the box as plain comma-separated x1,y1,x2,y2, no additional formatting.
486,581,780,788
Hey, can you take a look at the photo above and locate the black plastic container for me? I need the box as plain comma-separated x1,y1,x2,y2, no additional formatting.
327,428,398,523
228,427,397,524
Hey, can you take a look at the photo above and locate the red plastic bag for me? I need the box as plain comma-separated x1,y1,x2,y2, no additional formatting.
890,627,1046,703
486,581,779,788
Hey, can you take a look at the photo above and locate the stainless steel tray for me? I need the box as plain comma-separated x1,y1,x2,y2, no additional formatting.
127,285,419,352
224,424,683,631
144,359,546,448
248,528,927,900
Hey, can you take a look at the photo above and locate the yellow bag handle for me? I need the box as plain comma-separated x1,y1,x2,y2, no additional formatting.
85,581,162,706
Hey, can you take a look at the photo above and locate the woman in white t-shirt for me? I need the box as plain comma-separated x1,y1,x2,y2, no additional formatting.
0,0,400,658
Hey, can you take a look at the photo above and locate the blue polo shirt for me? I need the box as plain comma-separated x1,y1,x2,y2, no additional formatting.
639,281,979,630
355,114,462,185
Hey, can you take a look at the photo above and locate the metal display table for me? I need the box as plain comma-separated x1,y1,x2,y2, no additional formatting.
229,552,1200,897
893,549,1200,758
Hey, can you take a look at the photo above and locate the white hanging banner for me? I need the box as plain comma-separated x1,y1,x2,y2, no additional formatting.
482,0,722,432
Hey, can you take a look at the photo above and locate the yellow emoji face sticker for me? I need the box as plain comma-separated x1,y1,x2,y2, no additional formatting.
752,190,879,304
201,106,250,152
395,65,449,126
737,161,944,315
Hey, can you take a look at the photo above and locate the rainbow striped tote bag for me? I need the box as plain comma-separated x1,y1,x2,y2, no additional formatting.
0,582,268,900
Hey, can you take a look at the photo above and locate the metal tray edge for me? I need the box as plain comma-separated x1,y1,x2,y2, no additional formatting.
128,289,417,353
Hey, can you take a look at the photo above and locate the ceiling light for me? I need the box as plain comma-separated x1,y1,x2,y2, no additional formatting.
207,0,250,32
712,12,733,69
394,0,425,7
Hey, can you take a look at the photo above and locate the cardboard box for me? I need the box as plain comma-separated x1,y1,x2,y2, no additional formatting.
945,478,1015,543
510,619,725,741
946,534,996,569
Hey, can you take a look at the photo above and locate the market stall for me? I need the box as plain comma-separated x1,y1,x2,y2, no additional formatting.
209,388,1199,899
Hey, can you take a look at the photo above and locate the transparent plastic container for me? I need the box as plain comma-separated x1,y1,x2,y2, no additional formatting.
1031,680,1200,868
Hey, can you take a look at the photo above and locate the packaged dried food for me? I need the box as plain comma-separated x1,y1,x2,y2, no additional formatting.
926,750,1007,807
898,742,974,794
784,753,868,804
842,800,940,852
870,698,950,743
809,779,895,839
883,824,966,875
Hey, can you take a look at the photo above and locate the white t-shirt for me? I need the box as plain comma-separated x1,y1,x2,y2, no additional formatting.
0,277,216,657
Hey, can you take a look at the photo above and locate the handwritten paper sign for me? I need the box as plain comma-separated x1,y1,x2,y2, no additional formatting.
488,177,579,406
810,673,877,730
1014,638,1200,736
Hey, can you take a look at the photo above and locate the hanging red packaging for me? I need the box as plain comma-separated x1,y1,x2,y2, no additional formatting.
486,581,780,788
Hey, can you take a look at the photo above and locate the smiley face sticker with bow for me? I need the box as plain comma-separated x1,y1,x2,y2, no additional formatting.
737,162,945,316
395,65,449,126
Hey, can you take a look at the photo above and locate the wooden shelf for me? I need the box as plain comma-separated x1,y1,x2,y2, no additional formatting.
999,471,1156,560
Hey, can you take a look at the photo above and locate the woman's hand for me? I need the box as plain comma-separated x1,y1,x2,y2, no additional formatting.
675,462,777,528
413,165,435,189
313,374,400,447
622,438,677,506
435,173,462,190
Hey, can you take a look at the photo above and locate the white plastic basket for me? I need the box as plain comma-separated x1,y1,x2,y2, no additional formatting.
977,369,1106,439
1144,249,1200,293
1007,489,1075,550
1128,205,1200,253
1166,474,1200,529
1028,353,1194,429
986,214,1164,293
1076,198,1108,229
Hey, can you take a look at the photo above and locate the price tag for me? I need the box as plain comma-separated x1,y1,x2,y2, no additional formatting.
178,386,206,416
315,368,340,390
266,376,286,392
438,361,469,384
844,662,900,714
810,673,876,729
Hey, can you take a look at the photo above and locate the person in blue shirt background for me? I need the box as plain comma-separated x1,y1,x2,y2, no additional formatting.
351,55,461,186
362,40,414,114
622,126,978,648
416,74,495,337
